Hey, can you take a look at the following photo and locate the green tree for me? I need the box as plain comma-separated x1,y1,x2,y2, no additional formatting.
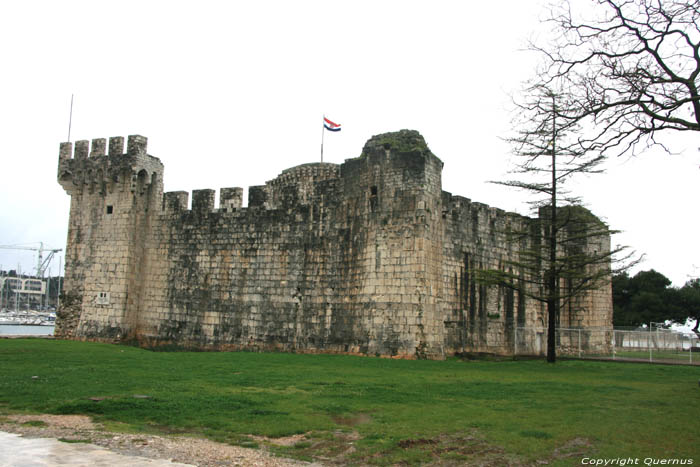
611,271,631,321
612,269,682,327
480,86,630,363
676,278,700,336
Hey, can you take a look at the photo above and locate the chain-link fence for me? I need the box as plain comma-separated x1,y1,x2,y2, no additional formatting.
514,327,699,365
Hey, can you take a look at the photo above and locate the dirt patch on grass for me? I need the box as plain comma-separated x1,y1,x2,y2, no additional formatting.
394,433,594,466
0,413,316,466
398,438,439,448
253,433,310,447
331,412,372,426
386,431,520,466
542,436,593,464
270,430,361,465
0,413,595,466
8,414,97,431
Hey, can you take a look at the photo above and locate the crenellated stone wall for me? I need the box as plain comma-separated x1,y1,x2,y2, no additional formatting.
55,130,613,358
55,135,163,340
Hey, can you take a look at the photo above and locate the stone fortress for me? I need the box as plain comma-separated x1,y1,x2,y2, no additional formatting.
55,130,612,359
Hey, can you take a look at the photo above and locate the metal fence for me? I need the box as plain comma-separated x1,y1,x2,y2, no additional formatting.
514,327,699,365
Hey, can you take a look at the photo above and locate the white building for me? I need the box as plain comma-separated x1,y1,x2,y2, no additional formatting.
0,276,47,310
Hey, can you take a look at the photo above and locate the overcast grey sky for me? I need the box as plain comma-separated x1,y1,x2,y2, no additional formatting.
0,0,698,286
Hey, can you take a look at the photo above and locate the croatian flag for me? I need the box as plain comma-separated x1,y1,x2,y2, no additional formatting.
324,117,341,132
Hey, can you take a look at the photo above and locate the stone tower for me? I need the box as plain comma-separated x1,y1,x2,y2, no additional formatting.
338,132,446,358
55,135,163,340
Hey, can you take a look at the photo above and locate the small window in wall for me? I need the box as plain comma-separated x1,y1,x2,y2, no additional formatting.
369,186,378,212
96,291,110,305
106,205,113,214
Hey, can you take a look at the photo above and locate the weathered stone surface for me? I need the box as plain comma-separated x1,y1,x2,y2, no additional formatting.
55,130,612,359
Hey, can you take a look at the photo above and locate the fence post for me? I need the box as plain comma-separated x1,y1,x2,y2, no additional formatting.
649,332,653,363
578,329,581,358
514,326,518,357
612,330,616,360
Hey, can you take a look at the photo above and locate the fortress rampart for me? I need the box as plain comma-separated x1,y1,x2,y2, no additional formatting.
55,130,612,358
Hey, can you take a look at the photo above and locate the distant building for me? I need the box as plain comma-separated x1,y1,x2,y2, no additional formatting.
0,276,47,310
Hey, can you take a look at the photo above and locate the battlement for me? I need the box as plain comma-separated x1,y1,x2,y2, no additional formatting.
442,192,528,222
57,135,162,197
162,187,248,214
59,135,148,161
271,163,339,186
220,187,244,210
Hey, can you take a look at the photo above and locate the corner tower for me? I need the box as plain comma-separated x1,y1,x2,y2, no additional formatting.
55,135,163,340
338,130,446,358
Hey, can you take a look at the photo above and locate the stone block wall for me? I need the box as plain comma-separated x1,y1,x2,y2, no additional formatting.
56,130,613,358
440,195,536,354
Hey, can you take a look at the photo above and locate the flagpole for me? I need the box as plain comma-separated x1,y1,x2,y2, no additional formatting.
321,114,325,163
67,94,74,142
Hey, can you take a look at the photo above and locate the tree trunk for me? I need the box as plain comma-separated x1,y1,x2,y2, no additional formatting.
547,283,557,363
547,93,558,364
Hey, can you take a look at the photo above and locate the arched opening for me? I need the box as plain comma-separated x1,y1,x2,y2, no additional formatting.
136,169,148,195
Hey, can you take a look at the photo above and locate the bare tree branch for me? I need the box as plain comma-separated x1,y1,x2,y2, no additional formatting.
530,0,700,157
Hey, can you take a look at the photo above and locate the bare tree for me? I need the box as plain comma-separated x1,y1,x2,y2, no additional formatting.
534,0,700,157
479,86,632,363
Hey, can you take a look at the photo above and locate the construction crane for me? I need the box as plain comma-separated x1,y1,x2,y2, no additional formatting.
0,242,63,277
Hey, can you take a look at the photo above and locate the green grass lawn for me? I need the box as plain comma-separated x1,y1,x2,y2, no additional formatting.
1,339,698,465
